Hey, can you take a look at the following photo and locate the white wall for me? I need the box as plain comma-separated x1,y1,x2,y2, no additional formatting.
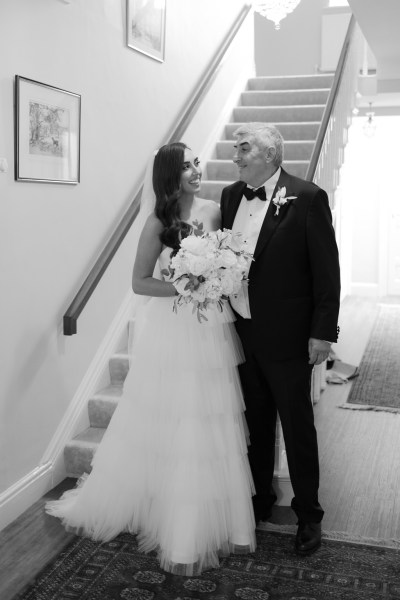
320,7,351,71
0,0,249,496
338,115,400,297
254,0,329,76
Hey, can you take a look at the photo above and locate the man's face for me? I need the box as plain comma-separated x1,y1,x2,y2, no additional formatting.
233,135,269,187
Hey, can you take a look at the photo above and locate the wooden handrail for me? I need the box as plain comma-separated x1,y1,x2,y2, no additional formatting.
306,14,356,181
63,3,252,335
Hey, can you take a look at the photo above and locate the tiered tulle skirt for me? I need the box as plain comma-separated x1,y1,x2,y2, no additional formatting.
46,296,256,575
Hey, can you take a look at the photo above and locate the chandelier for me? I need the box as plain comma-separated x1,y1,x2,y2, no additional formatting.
253,0,302,30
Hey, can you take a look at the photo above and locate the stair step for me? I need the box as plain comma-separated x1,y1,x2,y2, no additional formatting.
282,161,309,178
206,161,238,181
207,160,309,181
64,427,105,477
88,384,122,428
247,74,334,90
109,352,129,384
233,105,325,123
241,89,330,106
225,122,321,141
216,140,314,161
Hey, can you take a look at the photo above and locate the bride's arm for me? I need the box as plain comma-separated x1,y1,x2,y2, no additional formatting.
202,199,221,232
132,214,177,297
210,200,221,231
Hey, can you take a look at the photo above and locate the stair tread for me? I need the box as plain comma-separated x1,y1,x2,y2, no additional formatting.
109,354,129,363
243,88,331,93
218,139,315,144
201,180,235,187
227,121,322,127
285,140,315,144
249,73,334,78
93,384,123,398
235,104,326,108
224,123,321,141
67,427,105,446
282,159,310,163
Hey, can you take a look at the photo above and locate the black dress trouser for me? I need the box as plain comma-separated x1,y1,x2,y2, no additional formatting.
235,315,324,524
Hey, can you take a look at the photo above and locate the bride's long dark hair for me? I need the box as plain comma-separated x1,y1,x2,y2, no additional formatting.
153,142,192,250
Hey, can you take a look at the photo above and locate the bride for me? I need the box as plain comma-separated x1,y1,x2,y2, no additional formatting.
46,142,256,576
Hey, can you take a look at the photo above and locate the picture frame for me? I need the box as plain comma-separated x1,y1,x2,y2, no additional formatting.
126,0,166,63
15,75,81,184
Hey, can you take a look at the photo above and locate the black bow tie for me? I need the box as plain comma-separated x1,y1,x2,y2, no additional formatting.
243,186,266,201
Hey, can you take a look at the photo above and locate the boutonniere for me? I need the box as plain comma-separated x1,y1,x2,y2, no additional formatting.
272,186,297,216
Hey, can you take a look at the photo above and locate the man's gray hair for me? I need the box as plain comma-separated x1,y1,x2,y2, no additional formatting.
233,122,284,167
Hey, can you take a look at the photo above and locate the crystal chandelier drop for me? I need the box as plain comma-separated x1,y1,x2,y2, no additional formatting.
253,0,302,30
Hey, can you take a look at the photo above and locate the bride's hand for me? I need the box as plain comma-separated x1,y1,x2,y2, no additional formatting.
173,277,191,297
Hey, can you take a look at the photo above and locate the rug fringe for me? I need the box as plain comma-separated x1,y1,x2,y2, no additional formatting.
338,403,400,414
257,522,400,549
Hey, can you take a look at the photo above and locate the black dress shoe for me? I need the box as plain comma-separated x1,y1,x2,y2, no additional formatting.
254,508,272,524
252,497,273,524
295,521,321,556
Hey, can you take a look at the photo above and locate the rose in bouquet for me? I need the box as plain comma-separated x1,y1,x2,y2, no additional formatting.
162,226,253,323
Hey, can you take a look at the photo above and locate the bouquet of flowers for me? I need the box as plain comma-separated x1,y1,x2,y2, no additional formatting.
162,226,253,323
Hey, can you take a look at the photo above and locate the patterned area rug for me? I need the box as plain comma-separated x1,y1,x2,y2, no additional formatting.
15,529,400,600
340,303,400,413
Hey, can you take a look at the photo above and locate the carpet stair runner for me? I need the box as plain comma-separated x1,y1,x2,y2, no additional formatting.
64,73,334,477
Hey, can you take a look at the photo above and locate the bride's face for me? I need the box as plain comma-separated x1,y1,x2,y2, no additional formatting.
180,148,201,195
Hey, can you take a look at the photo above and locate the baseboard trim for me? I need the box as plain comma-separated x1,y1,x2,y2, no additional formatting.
0,462,54,531
350,282,379,297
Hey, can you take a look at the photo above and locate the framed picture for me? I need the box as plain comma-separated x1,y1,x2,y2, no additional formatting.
15,75,81,184
126,0,166,63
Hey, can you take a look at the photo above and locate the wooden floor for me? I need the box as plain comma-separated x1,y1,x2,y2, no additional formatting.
1,296,399,599
0,478,76,600
317,296,400,542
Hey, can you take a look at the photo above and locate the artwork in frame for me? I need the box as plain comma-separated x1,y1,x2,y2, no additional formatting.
15,75,81,184
126,0,166,63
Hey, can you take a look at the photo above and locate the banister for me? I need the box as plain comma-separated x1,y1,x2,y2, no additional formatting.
63,3,252,335
306,14,356,182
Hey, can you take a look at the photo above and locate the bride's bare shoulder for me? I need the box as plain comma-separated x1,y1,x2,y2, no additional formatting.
194,198,221,230
144,213,163,233
197,198,220,217
138,213,163,245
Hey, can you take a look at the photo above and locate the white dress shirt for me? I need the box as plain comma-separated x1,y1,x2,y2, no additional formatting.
230,167,281,318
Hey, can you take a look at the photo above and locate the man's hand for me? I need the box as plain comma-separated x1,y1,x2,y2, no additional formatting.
308,338,331,366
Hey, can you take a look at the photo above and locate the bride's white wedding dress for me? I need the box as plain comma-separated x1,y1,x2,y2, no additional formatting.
46,246,256,575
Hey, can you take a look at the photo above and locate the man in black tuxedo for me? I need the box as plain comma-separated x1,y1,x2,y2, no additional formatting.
220,123,340,556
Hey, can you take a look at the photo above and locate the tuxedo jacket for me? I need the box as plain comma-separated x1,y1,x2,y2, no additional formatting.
220,168,341,360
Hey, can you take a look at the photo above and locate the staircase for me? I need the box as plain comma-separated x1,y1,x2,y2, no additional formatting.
64,325,131,476
201,73,333,201
64,73,334,478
